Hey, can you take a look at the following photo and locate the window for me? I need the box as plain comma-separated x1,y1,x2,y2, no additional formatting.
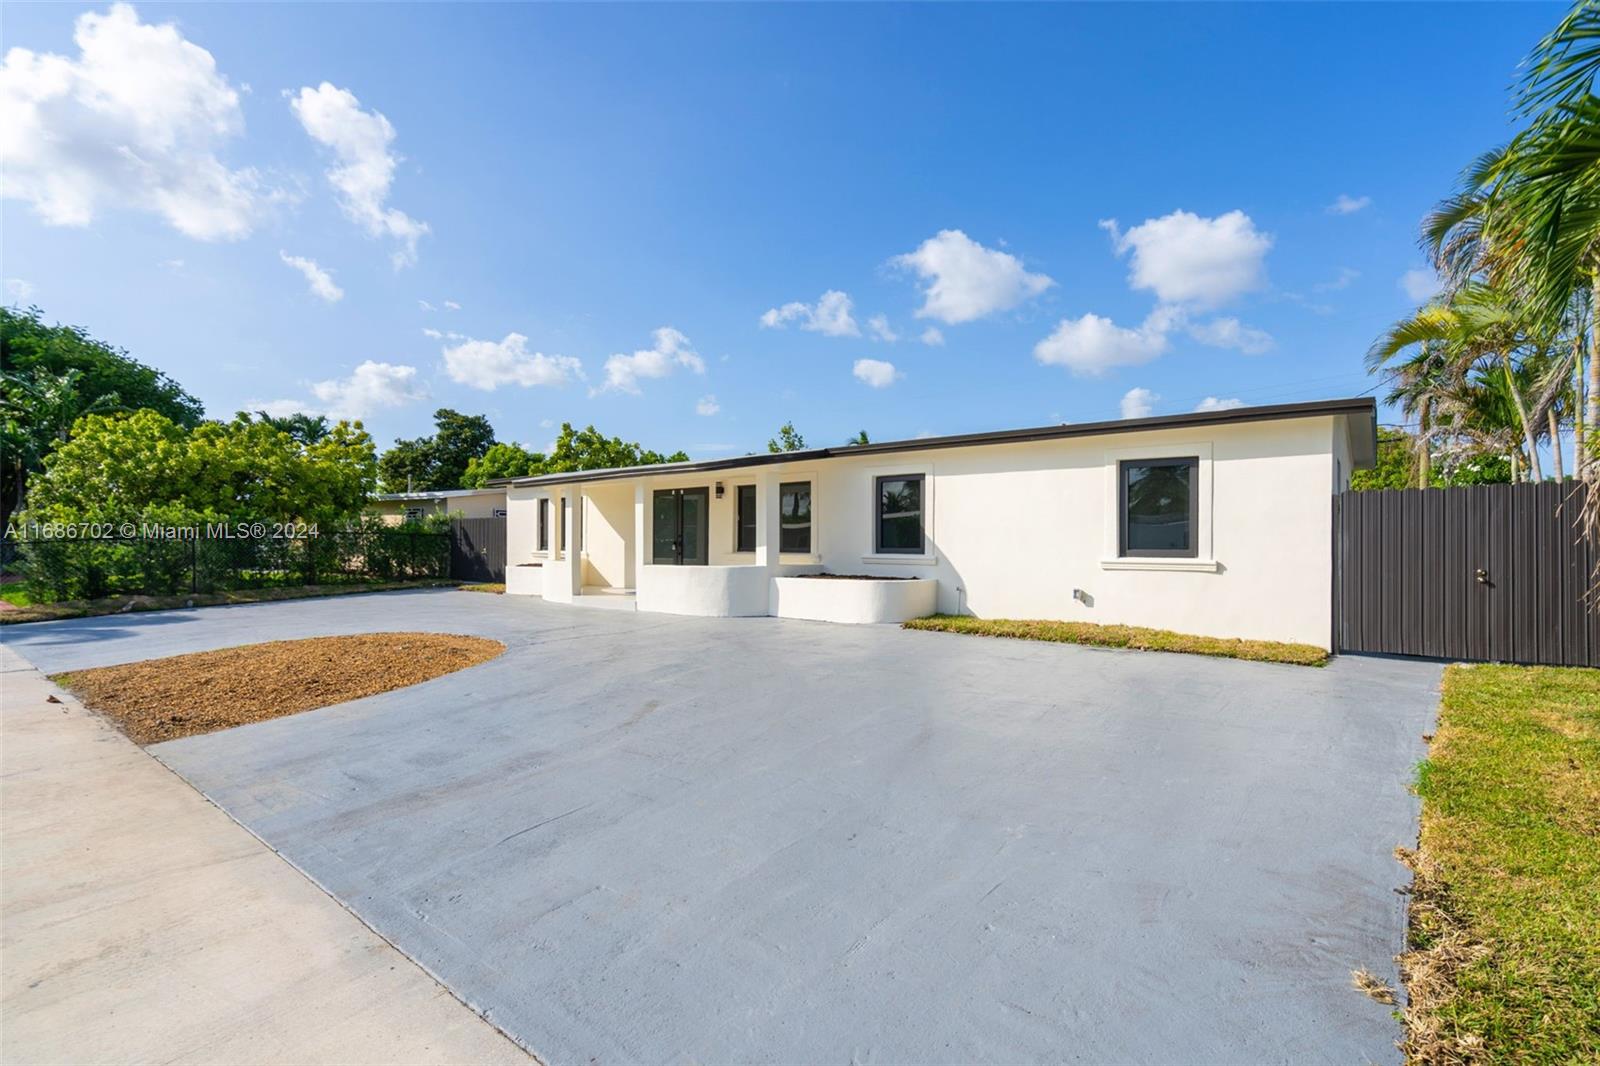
560,498,569,553
404,506,424,521
735,484,756,552
492,507,508,518
1119,457,1198,557
537,498,549,552
780,482,811,553
875,475,924,554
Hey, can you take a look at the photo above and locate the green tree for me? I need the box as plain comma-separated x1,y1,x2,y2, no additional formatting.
463,442,547,486
0,307,202,426
2,367,123,526
767,422,806,453
26,410,376,528
542,423,688,473
2,307,204,526
246,410,331,445
844,430,871,446
376,408,497,491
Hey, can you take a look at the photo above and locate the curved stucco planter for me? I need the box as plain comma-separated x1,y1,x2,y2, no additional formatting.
506,562,543,596
637,565,771,617
771,576,938,625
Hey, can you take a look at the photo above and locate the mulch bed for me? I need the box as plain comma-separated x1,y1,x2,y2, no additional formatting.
54,633,504,745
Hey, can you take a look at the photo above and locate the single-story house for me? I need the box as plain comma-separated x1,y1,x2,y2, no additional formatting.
367,487,508,524
491,397,1376,649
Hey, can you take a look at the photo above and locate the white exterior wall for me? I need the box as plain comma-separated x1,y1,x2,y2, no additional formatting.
501,415,1345,647
805,416,1337,646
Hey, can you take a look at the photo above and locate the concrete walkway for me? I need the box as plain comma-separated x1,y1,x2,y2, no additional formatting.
0,643,532,1065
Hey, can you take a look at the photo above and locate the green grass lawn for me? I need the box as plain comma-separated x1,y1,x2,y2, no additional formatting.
0,579,459,624
0,584,35,607
901,614,1328,666
1400,664,1599,1064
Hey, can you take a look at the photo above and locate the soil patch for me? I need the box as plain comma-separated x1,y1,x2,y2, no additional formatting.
54,632,505,745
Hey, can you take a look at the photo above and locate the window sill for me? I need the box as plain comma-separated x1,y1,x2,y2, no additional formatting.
1099,557,1220,572
861,553,936,566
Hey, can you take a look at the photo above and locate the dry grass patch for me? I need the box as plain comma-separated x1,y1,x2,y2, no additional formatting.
458,583,505,594
1399,664,1600,1064
54,632,504,745
902,614,1327,666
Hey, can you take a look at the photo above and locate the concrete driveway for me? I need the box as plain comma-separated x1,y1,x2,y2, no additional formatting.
3,589,1441,1064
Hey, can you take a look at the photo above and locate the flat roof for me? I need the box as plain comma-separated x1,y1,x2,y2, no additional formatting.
372,487,506,501
488,396,1377,489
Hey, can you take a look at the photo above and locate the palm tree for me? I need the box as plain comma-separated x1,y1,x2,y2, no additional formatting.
1369,285,1550,481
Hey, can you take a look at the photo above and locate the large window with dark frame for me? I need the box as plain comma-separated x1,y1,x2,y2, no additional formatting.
537,498,549,552
1118,457,1198,557
779,481,811,553
875,474,924,554
735,484,757,553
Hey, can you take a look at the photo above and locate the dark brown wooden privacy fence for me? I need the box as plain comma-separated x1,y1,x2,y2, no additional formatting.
1334,482,1598,667
450,517,506,583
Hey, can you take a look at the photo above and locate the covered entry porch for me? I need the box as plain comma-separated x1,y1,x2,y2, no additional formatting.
506,466,821,616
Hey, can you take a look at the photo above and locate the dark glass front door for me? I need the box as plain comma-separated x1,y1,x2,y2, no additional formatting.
651,488,709,565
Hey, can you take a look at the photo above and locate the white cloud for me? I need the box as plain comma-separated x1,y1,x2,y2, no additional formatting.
248,398,313,419
852,358,901,388
867,313,899,342
1033,311,1169,376
892,229,1053,324
1326,194,1372,216
0,3,260,240
442,333,581,391
920,327,945,346
263,360,427,421
1120,387,1158,419
290,82,428,267
1399,268,1440,303
1314,267,1361,293
421,327,464,341
695,394,720,416
1185,316,1274,355
1195,396,1245,412
418,299,435,311
5,278,36,302
443,299,460,311
597,327,705,395
1100,210,1272,308
760,290,859,336
278,251,343,303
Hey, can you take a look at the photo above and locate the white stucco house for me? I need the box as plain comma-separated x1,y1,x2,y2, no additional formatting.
491,398,1376,649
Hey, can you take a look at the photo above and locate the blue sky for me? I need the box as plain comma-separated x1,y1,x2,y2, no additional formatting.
2,2,1563,458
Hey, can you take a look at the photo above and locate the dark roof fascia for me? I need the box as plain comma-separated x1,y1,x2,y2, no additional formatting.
488,397,1377,489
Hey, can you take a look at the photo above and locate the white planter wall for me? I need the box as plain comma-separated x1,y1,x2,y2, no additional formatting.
771,576,938,625
636,564,771,617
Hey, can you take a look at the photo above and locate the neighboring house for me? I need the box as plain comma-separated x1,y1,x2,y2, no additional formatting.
491,398,1376,648
367,487,508,525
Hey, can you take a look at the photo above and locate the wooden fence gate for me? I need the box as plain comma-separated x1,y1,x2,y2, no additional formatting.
1334,482,1598,667
449,517,506,583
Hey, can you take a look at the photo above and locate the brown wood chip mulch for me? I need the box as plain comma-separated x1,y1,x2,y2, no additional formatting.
54,633,504,745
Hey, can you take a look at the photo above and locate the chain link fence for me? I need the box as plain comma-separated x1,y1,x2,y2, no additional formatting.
6,529,450,603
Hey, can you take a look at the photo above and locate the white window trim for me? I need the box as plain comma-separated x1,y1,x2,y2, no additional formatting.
1100,441,1215,571
861,461,935,564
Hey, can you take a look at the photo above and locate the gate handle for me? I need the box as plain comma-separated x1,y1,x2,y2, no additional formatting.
1475,568,1489,584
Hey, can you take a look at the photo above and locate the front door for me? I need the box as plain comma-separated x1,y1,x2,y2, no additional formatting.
651,488,709,565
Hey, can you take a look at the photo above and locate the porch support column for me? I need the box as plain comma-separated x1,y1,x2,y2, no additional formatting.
631,481,646,586
754,469,781,568
561,486,583,599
